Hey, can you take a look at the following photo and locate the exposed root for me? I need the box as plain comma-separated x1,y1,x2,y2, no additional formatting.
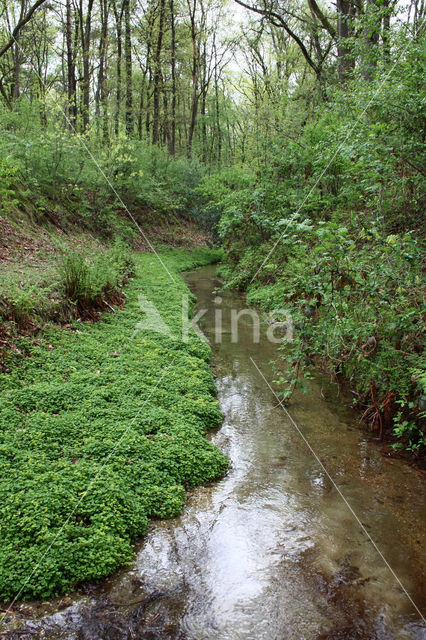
361,379,395,439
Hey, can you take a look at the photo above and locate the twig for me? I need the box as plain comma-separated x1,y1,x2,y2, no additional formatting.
148,613,160,625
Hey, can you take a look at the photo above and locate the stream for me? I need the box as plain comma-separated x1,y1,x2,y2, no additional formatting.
4,265,426,640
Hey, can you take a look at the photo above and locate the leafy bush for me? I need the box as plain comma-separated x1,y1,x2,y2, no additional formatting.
194,167,256,237
0,285,50,326
207,42,425,452
220,213,425,450
0,155,20,215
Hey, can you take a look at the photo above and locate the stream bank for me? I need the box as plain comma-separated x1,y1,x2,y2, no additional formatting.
3,264,426,640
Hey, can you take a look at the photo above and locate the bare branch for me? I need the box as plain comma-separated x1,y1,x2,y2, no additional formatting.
233,0,320,75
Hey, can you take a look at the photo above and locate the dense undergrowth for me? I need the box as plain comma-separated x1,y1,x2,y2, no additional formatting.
218,217,425,452
0,105,206,237
0,248,228,601
199,47,426,453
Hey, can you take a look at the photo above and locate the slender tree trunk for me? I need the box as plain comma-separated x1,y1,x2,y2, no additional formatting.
113,2,123,136
152,0,166,144
182,93,189,142
187,0,198,156
145,82,151,135
137,77,145,139
382,0,392,62
78,0,94,131
363,0,381,80
65,0,77,130
200,41,207,161
201,90,207,161
100,0,109,142
162,81,169,145
214,59,221,165
143,9,155,139
336,0,354,83
11,40,22,101
137,13,152,139
169,0,176,154
124,0,133,134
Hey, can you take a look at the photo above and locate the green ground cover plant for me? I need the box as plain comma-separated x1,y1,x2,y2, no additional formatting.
0,248,227,601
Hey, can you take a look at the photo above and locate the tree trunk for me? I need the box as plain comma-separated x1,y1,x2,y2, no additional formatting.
10,36,22,102
336,0,354,83
124,0,133,134
187,0,198,156
100,0,109,142
162,82,169,145
363,0,380,80
214,59,221,164
113,2,123,136
79,0,94,131
136,10,153,139
200,40,207,161
382,0,393,62
65,0,77,131
152,0,166,144
169,0,176,154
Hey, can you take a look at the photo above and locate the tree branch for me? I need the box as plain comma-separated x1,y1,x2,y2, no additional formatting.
307,0,336,38
233,0,320,75
0,0,49,59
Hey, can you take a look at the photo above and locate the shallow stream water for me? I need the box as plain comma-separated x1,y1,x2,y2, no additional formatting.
3,266,426,640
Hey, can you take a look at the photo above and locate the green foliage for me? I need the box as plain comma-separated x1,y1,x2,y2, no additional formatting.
58,252,93,303
0,107,207,235
202,36,425,242
224,214,425,450
392,363,426,452
0,287,41,325
0,249,228,600
0,272,55,326
206,37,425,453
0,154,19,215
0,240,135,331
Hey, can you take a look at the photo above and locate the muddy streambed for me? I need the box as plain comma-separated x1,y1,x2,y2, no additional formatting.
2,265,426,640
